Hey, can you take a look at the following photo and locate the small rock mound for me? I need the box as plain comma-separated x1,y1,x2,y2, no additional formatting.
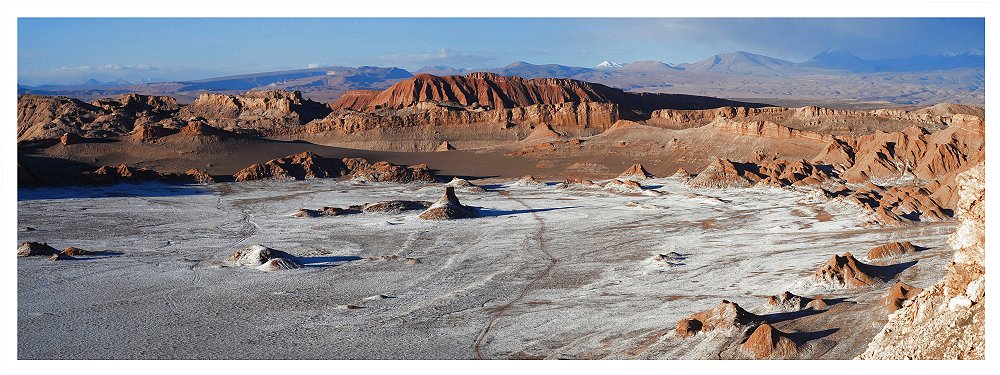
60,246,93,256
813,252,879,288
687,158,756,189
180,121,228,137
765,291,823,312
435,140,456,151
675,300,764,337
344,158,435,183
131,123,176,142
362,200,432,213
184,169,215,184
671,167,693,181
557,178,597,189
418,187,477,220
446,177,486,193
740,324,799,359
257,258,303,271
227,244,301,271
59,132,83,145
867,241,917,261
885,281,923,312
618,163,654,180
234,152,348,182
18,242,59,257
604,179,662,196
512,175,543,187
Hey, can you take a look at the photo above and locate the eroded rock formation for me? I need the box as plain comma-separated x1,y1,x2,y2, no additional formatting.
813,252,879,288
418,187,476,220
740,324,799,359
858,162,985,359
675,300,764,337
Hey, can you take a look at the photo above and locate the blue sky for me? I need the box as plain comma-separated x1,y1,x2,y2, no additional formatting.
18,18,985,85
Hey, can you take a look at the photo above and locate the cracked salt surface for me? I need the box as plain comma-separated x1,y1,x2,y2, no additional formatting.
17,178,954,359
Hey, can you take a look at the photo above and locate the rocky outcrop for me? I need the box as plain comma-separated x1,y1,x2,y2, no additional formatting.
435,140,456,151
18,94,119,141
709,117,832,142
765,291,827,312
446,177,486,193
17,242,59,257
233,152,348,182
344,158,435,183
675,300,764,337
604,179,661,196
687,158,758,189
60,246,93,256
740,324,799,359
812,252,879,288
885,281,923,313
227,244,302,271
308,101,621,135
858,163,984,359
618,163,654,180
80,164,167,185
866,241,917,261
418,187,476,220
178,90,331,135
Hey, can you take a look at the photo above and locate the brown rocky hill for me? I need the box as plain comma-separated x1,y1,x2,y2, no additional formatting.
178,90,331,135
17,94,180,141
331,72,768,117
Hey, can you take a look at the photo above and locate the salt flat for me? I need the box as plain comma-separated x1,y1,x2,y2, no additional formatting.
16,178,955,359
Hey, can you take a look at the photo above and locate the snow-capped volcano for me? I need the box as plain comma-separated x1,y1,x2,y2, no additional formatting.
596,60,623,69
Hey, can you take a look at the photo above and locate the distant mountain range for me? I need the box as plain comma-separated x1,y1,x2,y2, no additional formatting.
18,50,984,106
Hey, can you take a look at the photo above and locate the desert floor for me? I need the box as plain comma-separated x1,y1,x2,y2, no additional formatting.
17,177,954,359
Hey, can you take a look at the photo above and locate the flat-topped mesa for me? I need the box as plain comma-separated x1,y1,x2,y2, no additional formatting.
618,163,654,180
675,300,764,338
813,252,879,288
740,324,799,359
337,72,617,111
179,90,331,135
330,72,769,115
418,187,477,220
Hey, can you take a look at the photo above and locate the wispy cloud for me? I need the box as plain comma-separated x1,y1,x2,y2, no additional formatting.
372,48,496,68
54,64,160,72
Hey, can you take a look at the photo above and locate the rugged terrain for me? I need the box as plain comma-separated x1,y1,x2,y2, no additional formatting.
16,71,986,360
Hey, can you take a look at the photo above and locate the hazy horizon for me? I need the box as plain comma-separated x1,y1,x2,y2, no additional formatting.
17,18,984,86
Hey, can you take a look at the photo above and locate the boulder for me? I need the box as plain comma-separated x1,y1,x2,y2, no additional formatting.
18,242,59,257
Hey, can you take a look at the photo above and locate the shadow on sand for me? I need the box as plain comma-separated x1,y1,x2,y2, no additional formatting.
297,255,364,267
760,298,850,324
18,182,213,201
475,206,580,218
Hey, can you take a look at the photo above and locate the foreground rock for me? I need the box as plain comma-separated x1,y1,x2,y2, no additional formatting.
344,158,434,183
740,324,799,359
227,244,302,271
813,252,880,288
859,163,985,359
418,187,477,220
675,300,764,337
60,246,93,256
17,242,59,257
